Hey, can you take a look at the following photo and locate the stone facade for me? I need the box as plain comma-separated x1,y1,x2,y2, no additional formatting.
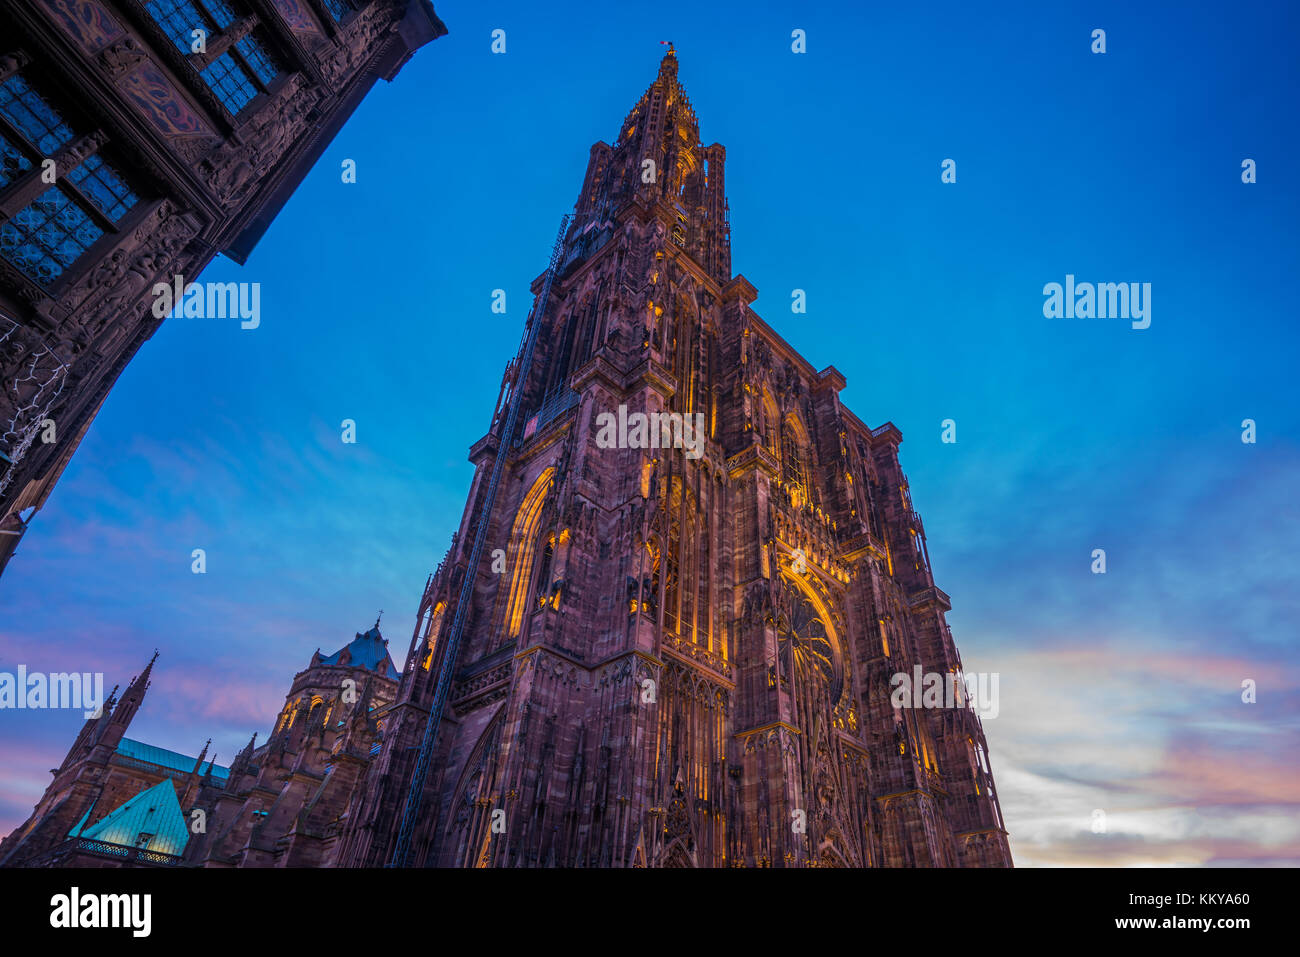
0,0,446,575
336,49,1013,868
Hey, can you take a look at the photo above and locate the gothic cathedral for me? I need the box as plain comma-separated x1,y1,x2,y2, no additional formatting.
336,49,1012,869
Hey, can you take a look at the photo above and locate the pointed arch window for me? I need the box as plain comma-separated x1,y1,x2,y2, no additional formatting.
664,510,681,634
662,478,699,637
638,538,661,619
422,600,446,671
503,468,554,637
784,414,812,508
760,391,780,456
534,537,555,609
698,500,711,646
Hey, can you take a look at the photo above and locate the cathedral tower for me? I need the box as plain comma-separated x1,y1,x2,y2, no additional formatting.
339,48,1011,868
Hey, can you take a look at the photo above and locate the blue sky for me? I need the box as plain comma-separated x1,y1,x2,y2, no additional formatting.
2,0,1298,865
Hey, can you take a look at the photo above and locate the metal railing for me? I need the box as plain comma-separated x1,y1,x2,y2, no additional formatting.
37,837,183,866
519,387,580,445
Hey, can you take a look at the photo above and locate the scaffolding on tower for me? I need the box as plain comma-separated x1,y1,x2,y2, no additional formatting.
388,212,573,867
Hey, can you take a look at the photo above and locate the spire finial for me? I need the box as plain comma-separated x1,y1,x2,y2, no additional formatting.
657,41,678,81
375,610,383,630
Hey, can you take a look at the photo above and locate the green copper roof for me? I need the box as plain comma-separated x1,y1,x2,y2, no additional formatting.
77,779,190,856
116,737,229,780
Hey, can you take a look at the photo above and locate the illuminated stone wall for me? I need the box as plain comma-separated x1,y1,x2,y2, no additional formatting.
338,49,1012,869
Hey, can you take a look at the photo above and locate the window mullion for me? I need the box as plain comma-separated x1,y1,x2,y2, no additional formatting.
0,130,103,221
0,110,43,169
188,15,258,72
60,184,119,236
227,48,271,96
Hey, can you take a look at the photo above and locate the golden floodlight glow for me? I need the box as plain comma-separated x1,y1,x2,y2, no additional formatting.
504,468,556,637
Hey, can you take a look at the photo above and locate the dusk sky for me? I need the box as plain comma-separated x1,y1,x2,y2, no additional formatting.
2,0,1297,866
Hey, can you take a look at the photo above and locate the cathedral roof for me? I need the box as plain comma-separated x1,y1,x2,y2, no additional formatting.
318,624,399,679
116,737,229,781
73,779,190,856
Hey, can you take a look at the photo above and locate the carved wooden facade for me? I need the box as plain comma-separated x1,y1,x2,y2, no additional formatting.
0,0,446,574
337,50,1013,868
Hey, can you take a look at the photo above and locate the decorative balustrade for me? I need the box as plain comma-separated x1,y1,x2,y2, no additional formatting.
34,837,183,866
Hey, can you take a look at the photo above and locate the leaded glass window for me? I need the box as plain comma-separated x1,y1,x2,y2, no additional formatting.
234,34,279,85
0,71,141,287
202,0,237,28
144,0,210,54
143,0,283,116
1,188,104,286
0,75,74,154
200,52,258,115
66,154,138,223
321,0,360,23
0,132,33,189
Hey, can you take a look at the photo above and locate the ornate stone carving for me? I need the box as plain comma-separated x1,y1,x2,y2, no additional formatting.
98,35,145,78
200,77,318,205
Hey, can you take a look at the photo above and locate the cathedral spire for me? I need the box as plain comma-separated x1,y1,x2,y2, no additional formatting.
190,738,211,775
564,42,730,280
58,681,119,770
109,650,157,730
201,753,220,786
182,738,212,806
657,40,678,79
227,731,258,783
